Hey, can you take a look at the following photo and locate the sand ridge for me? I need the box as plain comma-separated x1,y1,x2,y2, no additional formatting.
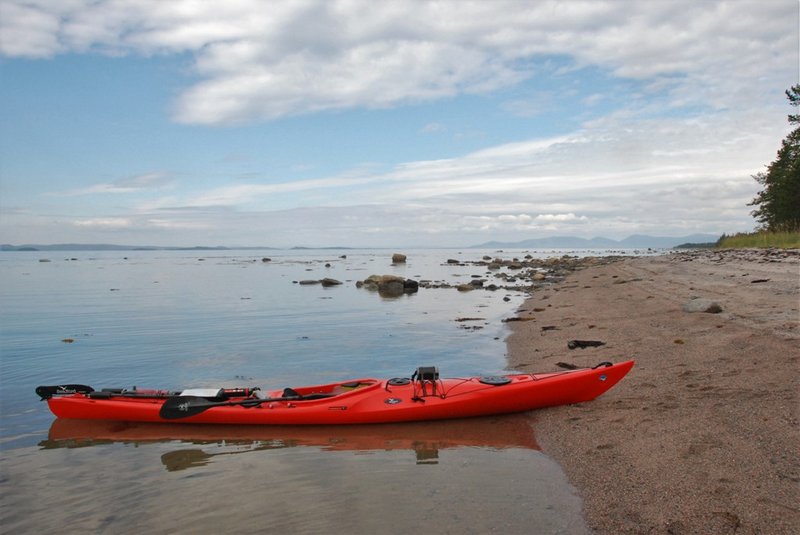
507,249,799,534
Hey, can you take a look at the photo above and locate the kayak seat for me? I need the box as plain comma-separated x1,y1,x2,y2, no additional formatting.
331,381,371,395
281,388,336,401
278,382,375,401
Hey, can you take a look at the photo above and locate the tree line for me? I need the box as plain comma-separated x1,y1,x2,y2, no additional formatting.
748,85,800,232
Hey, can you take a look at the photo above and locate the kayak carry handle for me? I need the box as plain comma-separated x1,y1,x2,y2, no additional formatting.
36,384,95,400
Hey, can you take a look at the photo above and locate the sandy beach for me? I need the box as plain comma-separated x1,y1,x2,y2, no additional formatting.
507,249,799,534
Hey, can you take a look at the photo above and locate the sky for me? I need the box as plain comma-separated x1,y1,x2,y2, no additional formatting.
0,0,797,248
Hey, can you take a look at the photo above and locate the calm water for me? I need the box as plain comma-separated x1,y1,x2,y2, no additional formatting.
0,248,597,534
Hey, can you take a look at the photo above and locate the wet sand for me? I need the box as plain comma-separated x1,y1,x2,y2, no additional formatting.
507,249,799,534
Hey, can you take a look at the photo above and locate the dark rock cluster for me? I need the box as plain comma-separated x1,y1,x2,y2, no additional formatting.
352,254,628,297
356,274,419,297
424,254,627,293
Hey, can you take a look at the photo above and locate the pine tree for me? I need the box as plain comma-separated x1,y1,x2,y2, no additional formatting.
748,85,800,231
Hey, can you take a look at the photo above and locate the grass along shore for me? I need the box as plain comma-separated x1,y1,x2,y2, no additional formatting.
716,230,800,249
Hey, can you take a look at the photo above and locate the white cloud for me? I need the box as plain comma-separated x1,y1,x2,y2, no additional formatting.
112,103,775,245
58,172,172,195
71,215,211,232
535,213,588,222
420,122,445,134
73,217,133,229
1,1,794,124
501,92,557,118
145,218,213,230
582,93,604,107
174,38,523,124
2,1,794,247
114,172,170,189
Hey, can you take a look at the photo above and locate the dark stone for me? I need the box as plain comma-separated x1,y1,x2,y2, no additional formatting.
567,340,606,349
379,280,405,297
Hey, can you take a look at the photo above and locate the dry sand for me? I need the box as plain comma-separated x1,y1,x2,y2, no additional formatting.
507,248,799,534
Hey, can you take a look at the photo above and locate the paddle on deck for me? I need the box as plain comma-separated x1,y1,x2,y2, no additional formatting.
159,392,336,420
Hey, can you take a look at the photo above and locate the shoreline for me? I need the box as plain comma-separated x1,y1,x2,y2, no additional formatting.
506,249,799,534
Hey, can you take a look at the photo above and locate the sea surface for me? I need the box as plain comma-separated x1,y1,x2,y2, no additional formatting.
0,248,611,533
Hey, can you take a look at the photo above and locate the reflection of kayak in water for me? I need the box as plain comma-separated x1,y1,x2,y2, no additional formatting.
43,414,540,451
36,361,634,425
42,415,542,469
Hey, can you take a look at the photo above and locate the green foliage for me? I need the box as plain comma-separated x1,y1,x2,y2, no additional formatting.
748,86,800,232
716,231,800,249
674,241,716,249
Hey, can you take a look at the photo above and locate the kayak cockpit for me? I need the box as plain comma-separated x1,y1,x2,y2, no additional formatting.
261,378,381,401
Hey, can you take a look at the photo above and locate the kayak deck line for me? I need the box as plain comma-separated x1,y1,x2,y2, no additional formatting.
36,360,634,425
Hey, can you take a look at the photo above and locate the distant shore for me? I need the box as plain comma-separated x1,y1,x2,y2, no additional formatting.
507,249,799,534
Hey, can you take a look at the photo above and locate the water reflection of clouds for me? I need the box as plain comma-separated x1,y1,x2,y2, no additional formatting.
13,415,588,533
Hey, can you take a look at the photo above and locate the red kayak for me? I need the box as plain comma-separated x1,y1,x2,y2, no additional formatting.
36,361,633,425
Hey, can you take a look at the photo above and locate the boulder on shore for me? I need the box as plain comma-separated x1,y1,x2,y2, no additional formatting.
357,274,418,297
682,297,723,313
